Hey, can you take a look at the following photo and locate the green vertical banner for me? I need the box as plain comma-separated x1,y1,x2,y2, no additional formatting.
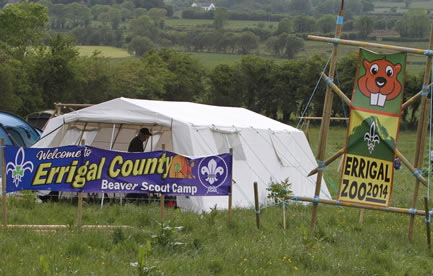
338,48,407,207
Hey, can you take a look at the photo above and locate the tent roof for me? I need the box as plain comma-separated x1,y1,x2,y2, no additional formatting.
61,97,297,131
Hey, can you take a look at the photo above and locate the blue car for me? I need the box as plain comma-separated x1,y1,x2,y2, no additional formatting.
0,111,41,179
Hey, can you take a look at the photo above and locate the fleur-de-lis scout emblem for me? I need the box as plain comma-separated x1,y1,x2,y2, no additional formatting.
364,122,380,154
6,147,34,187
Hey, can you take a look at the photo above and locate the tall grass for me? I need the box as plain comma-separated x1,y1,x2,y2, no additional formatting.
2,127,433,274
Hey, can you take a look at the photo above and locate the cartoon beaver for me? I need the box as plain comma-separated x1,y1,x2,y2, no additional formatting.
358,58,402,107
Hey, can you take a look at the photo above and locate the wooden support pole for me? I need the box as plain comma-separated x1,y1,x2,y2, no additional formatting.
424,197,431,250
228,148,233,221
308,35,431,56
310,4,344,232
1,138,7,227
308,148,345,177
254,182,260,229
321,72,351,105
288,195,428,216
409,23,433,240
160,144,166,224
282,201,286,230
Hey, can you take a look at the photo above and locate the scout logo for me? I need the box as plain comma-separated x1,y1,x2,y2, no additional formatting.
358,58,402,107
6,147,34,187
198,156,228,193
364,121,380,154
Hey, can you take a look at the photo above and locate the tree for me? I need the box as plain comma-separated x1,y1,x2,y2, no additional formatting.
236,31,259,54
394,8,430,38
0,2,48,58
289,0,312,15
354,15,374,39
285,35,304,58
213,7,229,30
133,0,164,10
128,15,159,41
65,3,91,28
276,18,291,35
316,14,335,33
128,36,154,56
292,15,316,33
205,64,241,106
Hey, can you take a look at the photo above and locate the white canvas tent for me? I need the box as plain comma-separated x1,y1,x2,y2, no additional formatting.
33,97,331,212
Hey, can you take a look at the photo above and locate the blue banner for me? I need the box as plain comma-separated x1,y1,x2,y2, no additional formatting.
3,145,232,196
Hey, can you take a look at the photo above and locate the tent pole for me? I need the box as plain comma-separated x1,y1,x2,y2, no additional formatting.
409,22,433,241
1,138,7,226
228,148,233,221
160,144,166,224
310,3,344,231
424,197,431,249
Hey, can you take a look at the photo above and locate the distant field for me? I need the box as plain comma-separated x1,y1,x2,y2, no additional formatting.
77,38,430,75
166,18,277,31
77,46,132,58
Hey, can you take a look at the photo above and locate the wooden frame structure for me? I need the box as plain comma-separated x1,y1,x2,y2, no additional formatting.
304,0,433,243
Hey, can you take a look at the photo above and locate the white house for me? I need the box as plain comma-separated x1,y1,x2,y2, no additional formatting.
191,2,215,11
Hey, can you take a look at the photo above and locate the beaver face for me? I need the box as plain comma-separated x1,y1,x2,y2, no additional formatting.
358,58,402,107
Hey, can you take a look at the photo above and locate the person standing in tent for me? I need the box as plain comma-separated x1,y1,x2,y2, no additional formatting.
127,128,152,203
128,128,152,152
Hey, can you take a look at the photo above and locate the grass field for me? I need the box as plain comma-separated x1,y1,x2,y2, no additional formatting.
2,127,433,274
77,46,132,58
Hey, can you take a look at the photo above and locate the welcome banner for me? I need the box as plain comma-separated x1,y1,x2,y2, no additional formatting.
338,48,406,207
4,145,232,196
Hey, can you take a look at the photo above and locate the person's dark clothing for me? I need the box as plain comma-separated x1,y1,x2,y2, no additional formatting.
128,136,143,152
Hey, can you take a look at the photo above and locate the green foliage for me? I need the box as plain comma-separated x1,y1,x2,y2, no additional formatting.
137,241,158,275
394,8,430,38
266,178,292,203
213,7,229,30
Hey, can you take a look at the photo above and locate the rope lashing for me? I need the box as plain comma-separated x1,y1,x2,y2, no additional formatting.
414,170,423,180
426,218,431,223
293,195,298,201
318,160,326,171
408,208,417,216
255,210,261,214
312,196,320,204
331,38,340,45
325,76,334,85
336,16,343,25
336,200,340,207
421,85,430,96
424,49,433,56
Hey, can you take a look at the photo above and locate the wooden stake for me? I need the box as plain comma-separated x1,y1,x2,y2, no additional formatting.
310,5,344,232
282,201,286,230
424,197,431,250
254,182,260,229
160,144,166,224
1,138,7,227
228,148,233,221
77,140,85,228
359,208,364,225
